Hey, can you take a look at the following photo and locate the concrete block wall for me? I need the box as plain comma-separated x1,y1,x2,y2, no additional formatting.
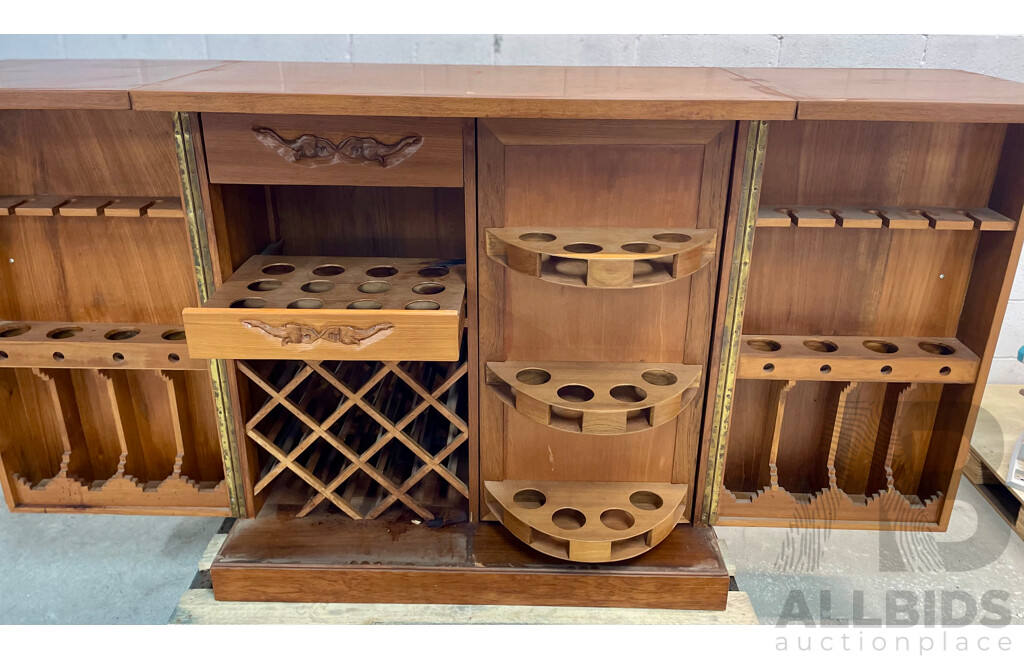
1,33,1023,382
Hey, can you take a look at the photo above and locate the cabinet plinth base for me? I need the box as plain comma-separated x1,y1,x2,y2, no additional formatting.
211,511,728,610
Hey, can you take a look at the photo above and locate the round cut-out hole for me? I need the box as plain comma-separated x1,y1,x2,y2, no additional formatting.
563,243,602,254
600,509,635,531
653,232,692,243
0,351,7,360
261,263,295,275
513,489,546,509
519,232,556,242
366,265,398,278
557,384,594,402
919,341,955,355
168,353,180,363
803,339,838,353
312,265,345,277
621,242,661,254
516,368,551,385
288,298,324,309
161,330,186,341
880,365,893,375
0,323,30,337
301,280,335,293
348,299,383,309
820,365,832,374
610,385,647,403
863,340,899,354
248,279,283,292
417,266,450,278
412,282,445,295
47,326,83,339
763,363,775,373
112,352,124,362
358,281,391,294
230,298,267,309
629,491,664,511
939,366,952,376
747,339,781,352
641,369,678,386
406,300,441,310
551,508,586,530
52,351,65,361
104,328,140,341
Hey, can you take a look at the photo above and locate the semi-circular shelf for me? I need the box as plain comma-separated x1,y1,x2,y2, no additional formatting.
485,480,688,562
485,227,717,288
485,361,701,434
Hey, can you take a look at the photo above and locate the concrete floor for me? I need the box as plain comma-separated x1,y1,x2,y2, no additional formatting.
1,478,1021,624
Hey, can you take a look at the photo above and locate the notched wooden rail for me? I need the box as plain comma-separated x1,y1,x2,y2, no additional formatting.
0,195,183,217
757,205,1016,230
485,227,717,288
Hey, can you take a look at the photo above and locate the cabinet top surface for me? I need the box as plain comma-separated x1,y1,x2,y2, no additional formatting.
3,60,1024,121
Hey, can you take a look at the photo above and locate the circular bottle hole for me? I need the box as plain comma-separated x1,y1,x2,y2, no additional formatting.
348,299,383,309
247,279,283,292
312,264,345,277
880,365,893,375
417,266,450,278
600,508,636,531
52,351,65,361
563,243,603,254
261,263,295,275
168,353,180,363
763,363,775,373
820,364,832,374
0,351,7,360
406,300,441,310
556,384,594,402
652,232,692,243
112,352,124,363
939,366,952,376
863,340,899,354
412,282,446,295
287,298,324,309
803,339,838,353
629,490,664,511
551,508,586,530
358,281,391,294
366,265,398,278
104,328,140,341
229,298,267,309
641,369,678,386
161,330,186,341
519,232,556,242
0,323,30,337
516,368,551,385
301,280,335,293
621,242,661,254
610,384,647,403
513,489,547,509
46,326,83,339
918,341,955,355
747,338,782,352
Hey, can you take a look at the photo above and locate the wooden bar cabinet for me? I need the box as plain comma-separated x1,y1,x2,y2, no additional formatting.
1,60,1023,610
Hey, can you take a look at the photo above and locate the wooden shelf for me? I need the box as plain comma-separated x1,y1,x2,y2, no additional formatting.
485,361,701,434
757,205,1016,230
484,480,688,562
183,255,466,362
0,195,183,218
739,334,980,383
0,321,203,370
485,227,716,288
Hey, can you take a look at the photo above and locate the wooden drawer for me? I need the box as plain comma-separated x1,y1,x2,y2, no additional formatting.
183,255,465,361
201,113,464,187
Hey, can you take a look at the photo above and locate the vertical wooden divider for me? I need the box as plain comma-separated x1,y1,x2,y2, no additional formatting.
767,380,796,491
161,370,196,481
32,368,87,480
95,369,135,479
883,382,942,496
825,382,860,491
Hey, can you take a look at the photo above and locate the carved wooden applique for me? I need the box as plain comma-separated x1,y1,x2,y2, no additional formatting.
252,127,423,168
242,320,394,347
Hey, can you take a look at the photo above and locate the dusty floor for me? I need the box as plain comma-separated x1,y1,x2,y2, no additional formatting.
1,478,1021,624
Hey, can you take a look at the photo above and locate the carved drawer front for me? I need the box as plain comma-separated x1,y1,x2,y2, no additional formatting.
182,256,466,361
201,114,464,187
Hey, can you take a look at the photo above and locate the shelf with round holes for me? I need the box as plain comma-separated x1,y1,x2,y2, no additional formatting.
484,227,717,288
738,335,980,383
484,480,688,562
0,320,202,370
485,361,701,434
183,255,466,362
756,205,1016,230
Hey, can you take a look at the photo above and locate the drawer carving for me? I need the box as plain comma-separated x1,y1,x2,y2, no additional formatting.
252,126,423,168
241,319,395,346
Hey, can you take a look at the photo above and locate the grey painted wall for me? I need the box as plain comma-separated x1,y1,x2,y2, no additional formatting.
1,34,1023,382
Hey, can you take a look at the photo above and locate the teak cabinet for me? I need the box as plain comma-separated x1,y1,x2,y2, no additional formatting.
2,60,1024,609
